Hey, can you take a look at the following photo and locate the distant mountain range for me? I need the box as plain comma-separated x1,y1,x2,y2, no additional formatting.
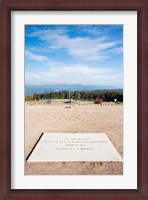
25,84,122,96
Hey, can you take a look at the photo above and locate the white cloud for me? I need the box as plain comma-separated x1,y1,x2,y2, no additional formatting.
25,50,49,62
27,28,122,61
48,65,113,77
113,47,123,54
25,63,122,87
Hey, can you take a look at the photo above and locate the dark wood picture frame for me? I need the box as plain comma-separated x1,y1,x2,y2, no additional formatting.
0,0,147,199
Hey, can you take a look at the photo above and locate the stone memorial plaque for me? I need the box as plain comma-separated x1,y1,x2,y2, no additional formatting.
27,133,123,162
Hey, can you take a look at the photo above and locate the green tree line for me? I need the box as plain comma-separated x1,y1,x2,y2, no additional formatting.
25,90,123,102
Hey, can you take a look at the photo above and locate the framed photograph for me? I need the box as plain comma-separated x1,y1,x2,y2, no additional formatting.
0,0,147,199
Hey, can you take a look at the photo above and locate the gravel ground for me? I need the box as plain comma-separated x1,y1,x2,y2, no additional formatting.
25,103,123,175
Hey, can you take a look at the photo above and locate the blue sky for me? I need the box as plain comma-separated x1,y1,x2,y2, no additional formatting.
25,25,123,88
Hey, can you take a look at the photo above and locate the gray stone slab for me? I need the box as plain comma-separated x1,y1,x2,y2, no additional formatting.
27,133,123,162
